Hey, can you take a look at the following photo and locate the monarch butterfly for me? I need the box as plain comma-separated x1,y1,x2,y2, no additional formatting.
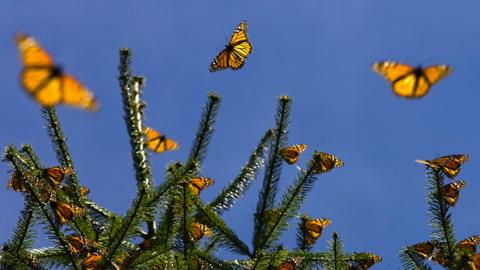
189,223,213,242
189,177,214,195
372,61,452,99
457,235,480,253
408,241,439,259
311,151,344,174
50,201,84,225
415,154,469,179
209,21,252,72
66,235,95,254
276,259,296,270
348,253,381,270
43,166,73,188
61,185,90,197
281,144,307,165
143,127,179,153
15,33,99,111
300,216,332,246
441,180,465,206
7,170,30,192
81,253,102,270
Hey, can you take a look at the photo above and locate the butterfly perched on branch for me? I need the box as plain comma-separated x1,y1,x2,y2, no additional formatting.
311,151,344,174
15,33,99,111
281,144,307,165
415,154,469,179
209,21,252,72
299,216,332,246
372,61,452,99
189,177,214,196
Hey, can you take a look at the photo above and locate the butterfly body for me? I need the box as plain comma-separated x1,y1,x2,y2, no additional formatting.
210,21,252,72
372,61,452,98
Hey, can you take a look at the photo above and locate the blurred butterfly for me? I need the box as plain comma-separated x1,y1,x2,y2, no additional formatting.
416,154,469,179
189,177,214,195
276,259,296,270
281,144,307,165
311,151,344,174
61,185,90,197
189,223,213,242
81,253,102,270
457,235,480,253
143,127,179,153
66,234,96,254
7,170,31,192
300,216,332,246
15,33,99,111
408,241,439,260
209,21,252,72
348,253,382,270
372,61,452,99
43,166,73,188
50,201,84,225
441,180,465,206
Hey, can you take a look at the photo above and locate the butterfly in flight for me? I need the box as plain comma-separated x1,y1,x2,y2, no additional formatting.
209,21,252,72
372,61,452,99
415,154,469,179
15,33,99,111
281,144,307,165
143,127,179,153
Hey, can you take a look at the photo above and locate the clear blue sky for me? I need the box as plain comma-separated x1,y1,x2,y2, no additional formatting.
1,1,480,268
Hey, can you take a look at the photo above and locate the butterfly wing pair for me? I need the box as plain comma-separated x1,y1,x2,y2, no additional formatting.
15,33,98,111
281,144,307,165
373,61,452,98
143,127,179,153
441,180,465,206
50,201,84,225
415,154,469,179
311,151,344,174
189,223,213,242
189,177,214,195
301,217,332,246
210,21,252,72
348,253,382,270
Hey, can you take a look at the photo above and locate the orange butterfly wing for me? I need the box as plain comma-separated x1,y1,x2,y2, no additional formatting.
15,33,98,111
189,177,214,195
210,21,252,72
143,127,179,153
281,144,307,165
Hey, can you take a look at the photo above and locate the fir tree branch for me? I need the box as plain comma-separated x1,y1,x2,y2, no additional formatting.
1,246,47,270
42,108,96,239
253,96,290,255
426,169,456,259
186,92,222,170
323,232,347,270
195,250,242,270
3,147,80,270
255,156,318,255
208,129,273,214
8,197,36,253
399,249,432,270
193,199,252,257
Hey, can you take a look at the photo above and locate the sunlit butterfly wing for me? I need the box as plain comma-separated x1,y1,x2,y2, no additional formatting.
82,253,102,270
210,21,252,72
281,144,307,165
416,154,469,179
409,241,439,259
143,127,179,153
66,234,94,254
373,61,451,98
44,166,73,188
190,223,213,242
311,151,344,174
50,201,84,225
457,236,480,253
441,180,465,206
15,33,99,111
348,253,382,270
189,177,214,195
301,217,332,246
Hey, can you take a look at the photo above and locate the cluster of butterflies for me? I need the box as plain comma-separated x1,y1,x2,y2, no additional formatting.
415,153,469,206
408,236,480,268
7,166,88,225
279,144,344,174
14,20,452,114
